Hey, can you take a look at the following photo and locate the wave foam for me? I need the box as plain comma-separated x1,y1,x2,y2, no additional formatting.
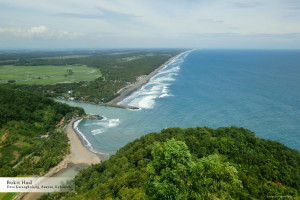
91,128,105,135
108,119,120,127
73,119,92,147
119,50,193,109
74,119,111,159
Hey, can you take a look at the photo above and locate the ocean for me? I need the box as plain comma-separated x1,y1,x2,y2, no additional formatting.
58,49,300,157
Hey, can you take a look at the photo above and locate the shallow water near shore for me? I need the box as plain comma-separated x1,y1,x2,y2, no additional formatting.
58,49,300,155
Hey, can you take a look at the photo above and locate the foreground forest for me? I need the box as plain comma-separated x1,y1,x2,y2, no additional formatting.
42,126,300,199
1,50,299,199
0,86,84,177
1,49,183,103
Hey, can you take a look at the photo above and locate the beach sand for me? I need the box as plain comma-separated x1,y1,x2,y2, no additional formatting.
108,55,177,105
20,53,183,199
20,119,101,200
44,118,101,177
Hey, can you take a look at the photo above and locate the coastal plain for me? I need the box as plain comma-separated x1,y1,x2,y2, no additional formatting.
0,49,184,200
0,64,101,85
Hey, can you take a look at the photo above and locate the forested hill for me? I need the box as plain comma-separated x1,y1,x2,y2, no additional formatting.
0,86,84,176
42,126,300,199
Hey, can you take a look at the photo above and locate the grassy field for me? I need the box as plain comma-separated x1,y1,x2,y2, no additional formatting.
0,65,101,85
0,192,17,200
37,55,91,60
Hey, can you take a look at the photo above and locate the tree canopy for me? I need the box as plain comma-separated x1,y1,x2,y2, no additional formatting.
0,86,84,176
41,126,300,200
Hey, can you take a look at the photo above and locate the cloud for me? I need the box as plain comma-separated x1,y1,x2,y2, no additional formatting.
54,13,103,19
282,0,300,9
28,25,48,34
233,1,261,8
54,7,139,21
179,32,300,41
1,0,300,48
198,18,225,24
0,25,85,39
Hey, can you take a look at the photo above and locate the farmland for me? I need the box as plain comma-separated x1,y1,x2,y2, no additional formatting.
0,64,101,85
1,49,184,103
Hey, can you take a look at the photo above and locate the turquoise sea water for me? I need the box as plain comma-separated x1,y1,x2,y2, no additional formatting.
58,49,300,157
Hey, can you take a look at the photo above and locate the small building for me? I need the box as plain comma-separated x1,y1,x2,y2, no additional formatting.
40,135,48,138
56,117,65,127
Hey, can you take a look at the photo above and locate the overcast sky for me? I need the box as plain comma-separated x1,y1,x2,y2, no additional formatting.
0,0,300,49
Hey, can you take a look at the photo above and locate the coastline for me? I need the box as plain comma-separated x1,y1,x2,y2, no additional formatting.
20,50,189,200
55,51,189,109
45,118,101,175
63,118,102,165
108,52,184,105
38,52,185,175
20,118,101,200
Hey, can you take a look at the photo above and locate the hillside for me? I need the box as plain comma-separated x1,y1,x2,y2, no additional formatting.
0,86,85,177
41,126,300,199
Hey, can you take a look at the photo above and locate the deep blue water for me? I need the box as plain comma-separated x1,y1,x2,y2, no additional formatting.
59,49,300,157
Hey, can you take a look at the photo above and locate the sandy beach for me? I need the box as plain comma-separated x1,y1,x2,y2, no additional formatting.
20,52,184,200
108,54,179,105
44,118,101,177
20,119,101,200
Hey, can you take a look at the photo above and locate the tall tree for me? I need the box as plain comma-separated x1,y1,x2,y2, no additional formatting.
145,138,242,200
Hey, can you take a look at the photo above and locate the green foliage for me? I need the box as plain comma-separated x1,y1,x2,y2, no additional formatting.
43,126,300,200
146,139,242,200
1,49,184,103
0,64,101,85
146,139,193,199
0,86,84,176
0,192,17,200
191,154,242,199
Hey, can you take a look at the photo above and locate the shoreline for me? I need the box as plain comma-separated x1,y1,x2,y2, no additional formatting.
46,118,102,172
64,118,102,165
46,52,185,172
108,52,184,105
20,118,102,200
55,51,189,109
19,50,189,200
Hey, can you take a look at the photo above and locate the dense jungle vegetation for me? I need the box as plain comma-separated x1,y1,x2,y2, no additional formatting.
0,86,85,177
41,126,300,199
0,49,184,103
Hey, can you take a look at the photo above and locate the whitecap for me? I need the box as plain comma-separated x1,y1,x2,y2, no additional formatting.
91,129,105,135
74,119,112,159
141,95,158,109
73,119,92,147
119,50,193,109
93,121,108,126
159,93,170,98
108,119,120,127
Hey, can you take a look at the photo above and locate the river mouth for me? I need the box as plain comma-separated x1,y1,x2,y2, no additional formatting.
58,50,300,156
52,163,89,178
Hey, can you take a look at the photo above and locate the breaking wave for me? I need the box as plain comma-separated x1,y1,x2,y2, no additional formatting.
74,119,111,159
118,50,192,109
73,119,92,147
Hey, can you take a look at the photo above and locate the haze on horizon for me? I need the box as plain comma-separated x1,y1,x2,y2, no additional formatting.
0,0,300,49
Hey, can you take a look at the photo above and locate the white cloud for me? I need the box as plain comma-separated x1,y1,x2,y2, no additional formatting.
0,25,85,39
28,25,48,34
0,0,300,48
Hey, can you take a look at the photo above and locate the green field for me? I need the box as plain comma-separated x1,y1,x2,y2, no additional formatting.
0,192,17,200
37,55,91,60
0,65,101,85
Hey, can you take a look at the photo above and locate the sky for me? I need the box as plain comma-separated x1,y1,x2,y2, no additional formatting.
0,0,300,49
